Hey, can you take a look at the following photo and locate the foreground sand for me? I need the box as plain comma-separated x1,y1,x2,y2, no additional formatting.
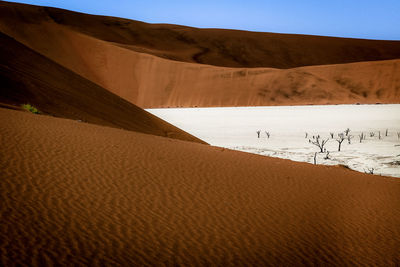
1,107,400,266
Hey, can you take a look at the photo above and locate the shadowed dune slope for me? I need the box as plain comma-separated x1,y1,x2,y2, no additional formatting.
1,107,400,266
0,32,205,144
1,1,400,69
1,1,399,108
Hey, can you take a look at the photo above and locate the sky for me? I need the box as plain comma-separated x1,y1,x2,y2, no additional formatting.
5,0,400,40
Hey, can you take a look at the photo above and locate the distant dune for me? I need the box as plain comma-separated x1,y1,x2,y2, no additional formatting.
1,1,400,69
1,107,400,266
1,1,399,108
0,32,205,144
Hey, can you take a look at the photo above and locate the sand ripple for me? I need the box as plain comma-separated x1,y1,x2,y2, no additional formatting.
1,108,400,266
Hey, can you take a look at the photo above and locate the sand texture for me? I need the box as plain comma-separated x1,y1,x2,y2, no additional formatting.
1,107,400,266
1,1,400,108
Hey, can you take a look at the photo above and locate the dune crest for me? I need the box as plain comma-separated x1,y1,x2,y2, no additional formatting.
1,1,400,69
0,32,205,144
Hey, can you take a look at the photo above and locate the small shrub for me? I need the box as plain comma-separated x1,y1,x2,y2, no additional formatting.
22,104,40,114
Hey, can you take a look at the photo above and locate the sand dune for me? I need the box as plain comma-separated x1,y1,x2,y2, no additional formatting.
1,1,400,108
1,107,400,266
132,58,400,108
0,32,205,144
0,15,398,108
1,1,400,69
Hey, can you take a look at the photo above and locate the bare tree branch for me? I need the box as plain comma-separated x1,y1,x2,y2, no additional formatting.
309,136,329,153
336,133,345,151
359,132,364,143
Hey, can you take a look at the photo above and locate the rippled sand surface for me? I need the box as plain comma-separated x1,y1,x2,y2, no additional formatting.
1,108,400,266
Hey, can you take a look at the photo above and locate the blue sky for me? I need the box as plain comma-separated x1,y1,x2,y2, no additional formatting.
5,0,400,40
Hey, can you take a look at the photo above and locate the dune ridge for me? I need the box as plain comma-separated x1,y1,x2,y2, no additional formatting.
1,1,400,108
1,107,400,266
1,1,400,69
0,31,205,144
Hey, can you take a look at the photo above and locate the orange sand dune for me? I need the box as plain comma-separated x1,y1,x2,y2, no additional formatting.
1,107,400,266
0,32,204,144
1,1,400,69
128,58,400,108
1,1,399,108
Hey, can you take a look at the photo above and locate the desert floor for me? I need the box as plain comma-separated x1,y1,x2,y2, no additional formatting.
148,104,400,177
1,107,400,266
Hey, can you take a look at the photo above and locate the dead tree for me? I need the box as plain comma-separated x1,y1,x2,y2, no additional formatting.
336,133,345,151
378,131,381,140
344,128,351,136
314,152,317,165
309,136,329,153
365,168,374,174
265,131,270,139
358,132,364,143
347,135,353,144
256,130,261,138
330,132,334,138
305,132,308,138
385,129,388,136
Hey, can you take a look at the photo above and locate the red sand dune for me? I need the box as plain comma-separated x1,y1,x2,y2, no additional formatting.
1,1,400,69
1,107,400,266
1,1,400,108
0,31,205,144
